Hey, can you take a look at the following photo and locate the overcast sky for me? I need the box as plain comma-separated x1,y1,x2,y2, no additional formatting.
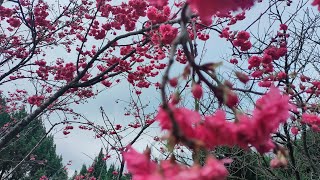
51,0,299,176
1,0,313,177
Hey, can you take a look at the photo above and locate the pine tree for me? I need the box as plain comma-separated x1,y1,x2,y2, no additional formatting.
79,164,87,176
212,146,271,180
105,164,116,180
72,154,131,180
0,97,10,128
91,148,107,180
0,98,68,179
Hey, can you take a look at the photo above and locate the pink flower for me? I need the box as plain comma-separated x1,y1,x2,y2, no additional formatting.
312,0,320,11
276,47,287,57
250,87,291,153
124,145,228,180
156,105,201,138
302,113,320,125
192,83,203,99
188,0,257,22
88,166,94,173
280,24,288,31
169,77,178,87
311,124,320,132
270,158,282,168
254,87,290,124
160,160,184,178
39,176,48,180
200,157,229,179
148,0,168,6
237,31,250,40
170,93,180,105
291,126,299,135
277,72,287,80
172,157,228,179
234,115,255,149
235,71,250,84
123,146,157,177
196,110,238,148
302,113,320,131
251,70,263,78
230,58,238,64
248,56,261,67
224,90,239,108
270,153,288,169
159,24,178,44
262,54,273,64
158,87,291,153
147,0,262,22
258,81,272,88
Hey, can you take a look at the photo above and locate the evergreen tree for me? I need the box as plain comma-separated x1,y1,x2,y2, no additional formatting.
0,99,67,179
91,148,107,180
212,146,268,180
273,130,320,180
72,156,131,180
0,97,10,128
105,164,116,180
79,164,87,176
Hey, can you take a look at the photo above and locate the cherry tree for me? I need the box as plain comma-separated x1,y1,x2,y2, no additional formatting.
1,0,320,179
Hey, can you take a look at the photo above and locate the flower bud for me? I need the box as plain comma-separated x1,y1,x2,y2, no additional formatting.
169,77,178,87
235,71,249,84
290,126,299,135
224,90,238,108
170,92,180,105
192,84,203,99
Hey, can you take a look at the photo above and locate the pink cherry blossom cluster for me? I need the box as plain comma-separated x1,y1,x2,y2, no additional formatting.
33,2,52,29
124,146,229,180
248,45,288,88
6,17,21,28
124,87,292,179
1,0,320,179
148,0,168,7
302,113,320,132
232,31,252,51
158,24,179,44
63,125,74,135
188,0,257,21
97,0,148,32
147,0,259,21
0,6,13,19
147,6,171,23
27,95,45,106
156,87,291,153
53,62,77,82
246,24,289,86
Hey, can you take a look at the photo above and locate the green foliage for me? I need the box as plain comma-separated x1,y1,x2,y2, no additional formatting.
79,164,87,175
214,146,275,180
214,130,320,180
92,148,108,179
272,129,320,180
72,150,131,180
0,99,67,180
0,98,10,128
105,164,116,180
